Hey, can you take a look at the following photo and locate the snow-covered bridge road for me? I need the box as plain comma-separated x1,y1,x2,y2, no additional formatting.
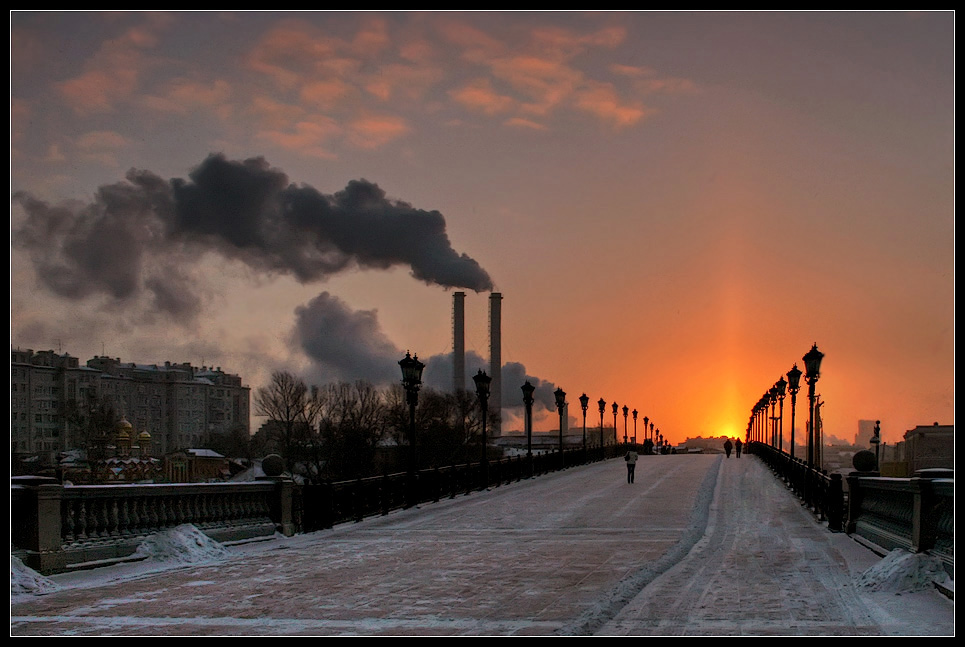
11,454,954,636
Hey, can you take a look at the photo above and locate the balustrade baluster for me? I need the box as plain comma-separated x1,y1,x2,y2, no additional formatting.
62,499,76,544
76,500,88,542
106,498,120,537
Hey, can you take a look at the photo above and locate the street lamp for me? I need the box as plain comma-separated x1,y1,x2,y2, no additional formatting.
787,364,802,461
473,369,492,488
579,393,590,459
399,351,425,507
775,376,787,453
802,344,824,469
554,387,567,462
643,415,649,443
622,405,629,446
521,381,535,471
612,402,619,449
871,420,881,471
632,409,638,445
597,398,606,455
768,386,778,447
649,422,654,446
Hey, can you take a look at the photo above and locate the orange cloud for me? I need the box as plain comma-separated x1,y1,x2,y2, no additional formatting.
346,115,411,149
573,82,650,128
256,117,341,159
450,78,516,115
300,79,355,110
57,19,167,114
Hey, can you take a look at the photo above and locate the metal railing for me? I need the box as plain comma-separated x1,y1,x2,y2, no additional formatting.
750,441,953,578
12,444,630,575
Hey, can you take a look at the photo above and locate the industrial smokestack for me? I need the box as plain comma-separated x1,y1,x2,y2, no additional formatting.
489,292,502,435
452,291,465,394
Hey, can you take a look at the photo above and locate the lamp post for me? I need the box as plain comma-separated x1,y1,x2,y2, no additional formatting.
521,381,535,474
579,393,589,461
632,409,638,446
612,402,619,449
643,415,649,443
399,351,425,507
622,405,629,446
473,369,492,488
802,344,824,469
871,420,881,471
787,364,802,461
768,386,778,447
554,387,567,465
776,376,787,453
598,398,606,457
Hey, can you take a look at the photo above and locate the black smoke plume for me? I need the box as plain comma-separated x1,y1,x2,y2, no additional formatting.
12,153,494,319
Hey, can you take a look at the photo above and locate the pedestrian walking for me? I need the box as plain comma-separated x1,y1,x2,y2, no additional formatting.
735,438,743,458
723,438,733,458
624,449,638,483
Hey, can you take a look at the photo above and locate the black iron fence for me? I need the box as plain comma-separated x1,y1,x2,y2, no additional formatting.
750,441,953,578
12,444,629,575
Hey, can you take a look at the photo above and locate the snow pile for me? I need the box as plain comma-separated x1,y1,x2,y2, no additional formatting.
11,555,60,597
133,524,231,564
854,548,951,593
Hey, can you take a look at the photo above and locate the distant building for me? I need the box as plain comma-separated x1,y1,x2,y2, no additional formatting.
902,423,954,474
164,448,230,483
11,347,250,466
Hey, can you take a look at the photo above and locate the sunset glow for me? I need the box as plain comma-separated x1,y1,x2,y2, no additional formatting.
11,11,953,449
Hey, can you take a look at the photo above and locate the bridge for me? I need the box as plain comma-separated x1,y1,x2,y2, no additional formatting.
11,452,954,636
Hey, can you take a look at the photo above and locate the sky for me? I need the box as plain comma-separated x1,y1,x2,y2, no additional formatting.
10,11,955,448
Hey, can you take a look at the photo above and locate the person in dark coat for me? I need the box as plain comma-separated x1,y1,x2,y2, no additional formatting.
735,438,743,458
723,438,733,458
624,449,639,483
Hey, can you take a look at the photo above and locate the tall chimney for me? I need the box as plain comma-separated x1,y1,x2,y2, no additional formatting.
452,291,466,394
489,292,502,435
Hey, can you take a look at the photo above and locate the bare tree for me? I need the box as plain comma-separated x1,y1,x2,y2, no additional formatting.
254,371,324,470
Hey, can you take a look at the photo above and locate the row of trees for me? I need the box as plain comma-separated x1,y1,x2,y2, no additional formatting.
252,371,497,483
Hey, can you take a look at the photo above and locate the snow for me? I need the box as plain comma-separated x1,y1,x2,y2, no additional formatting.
854,549,953,594
10,525,241,602
10,457,955,636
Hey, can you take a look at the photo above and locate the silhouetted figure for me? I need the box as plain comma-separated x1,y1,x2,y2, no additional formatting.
735,438,743,458
723,439,733,458
643,438,654,455
624,449,638,483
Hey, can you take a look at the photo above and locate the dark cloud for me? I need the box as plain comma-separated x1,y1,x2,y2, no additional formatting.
293,291,401,385
12,153,494,320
